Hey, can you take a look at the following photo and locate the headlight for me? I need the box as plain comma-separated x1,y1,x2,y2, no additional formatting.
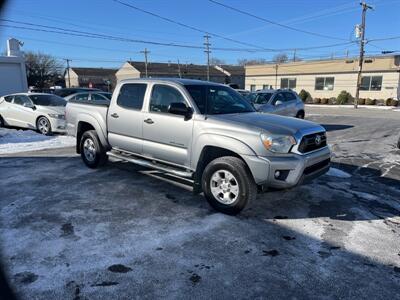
261,133,296,153
48,114,65,120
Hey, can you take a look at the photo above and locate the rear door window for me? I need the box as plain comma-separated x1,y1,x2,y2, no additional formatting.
271,92,286,105
117,84,147,110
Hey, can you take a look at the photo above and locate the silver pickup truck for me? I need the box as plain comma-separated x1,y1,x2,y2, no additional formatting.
66,78,330,214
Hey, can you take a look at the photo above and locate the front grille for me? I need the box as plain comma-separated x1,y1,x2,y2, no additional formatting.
298,132,327,153
304,158,330,175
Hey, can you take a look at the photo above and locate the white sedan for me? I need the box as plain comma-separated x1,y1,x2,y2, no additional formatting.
0,93,67,135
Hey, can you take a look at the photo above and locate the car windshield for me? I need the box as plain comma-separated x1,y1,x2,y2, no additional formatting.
254,93,273,105
28,94,67,106
184,85,255,115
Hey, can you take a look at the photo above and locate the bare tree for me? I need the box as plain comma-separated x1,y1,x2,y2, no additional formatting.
25,51,64,88
237,58,268,66
210,57,226,65
272,53,289,64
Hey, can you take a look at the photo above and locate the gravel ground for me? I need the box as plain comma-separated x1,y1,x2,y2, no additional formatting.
0,107,399,299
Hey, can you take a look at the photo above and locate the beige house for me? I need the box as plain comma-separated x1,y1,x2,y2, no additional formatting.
116,61,245,88
245,55,400,100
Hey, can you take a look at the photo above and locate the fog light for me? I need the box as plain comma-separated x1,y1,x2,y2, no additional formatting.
274,171,281,179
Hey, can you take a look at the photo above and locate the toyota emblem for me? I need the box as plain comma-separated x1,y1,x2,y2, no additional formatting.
315,135,322,145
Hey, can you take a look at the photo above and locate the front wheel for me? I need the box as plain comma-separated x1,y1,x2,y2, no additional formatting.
202,156,257,215
0,115,4,127
37,116,52,135
80,130,108,168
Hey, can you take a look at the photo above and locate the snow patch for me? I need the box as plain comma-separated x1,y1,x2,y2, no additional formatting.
0,128,75,154
326,167,352,178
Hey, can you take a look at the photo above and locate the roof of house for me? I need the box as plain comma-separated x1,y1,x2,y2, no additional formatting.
217,65,245,76
127,61,226,77
70,67,117,77
245,55,400,76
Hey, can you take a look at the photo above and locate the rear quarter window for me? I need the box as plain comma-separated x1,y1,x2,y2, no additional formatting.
117,83,147,110
4,96,13,102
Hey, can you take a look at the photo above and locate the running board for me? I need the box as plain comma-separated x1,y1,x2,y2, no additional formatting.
106,151,193,178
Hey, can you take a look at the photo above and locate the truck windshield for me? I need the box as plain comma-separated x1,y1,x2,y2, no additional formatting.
28,94,67,106
184,85,255,115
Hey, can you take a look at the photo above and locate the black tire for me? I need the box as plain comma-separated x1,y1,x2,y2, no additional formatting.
80,130,108,168
0,115,4,127
36,116,52,135
296,110,305,119
202,156,257,215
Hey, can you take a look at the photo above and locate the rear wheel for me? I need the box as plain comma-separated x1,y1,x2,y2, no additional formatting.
37,116,52,135
296,110,305,119
202,156,257,215
80,130,108,168
0,115,4,127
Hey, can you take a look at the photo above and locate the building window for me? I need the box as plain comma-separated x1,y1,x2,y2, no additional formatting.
280,78,296,89
262,84,269,90
250,84,256,91
315,77,334,90
360,76,382,91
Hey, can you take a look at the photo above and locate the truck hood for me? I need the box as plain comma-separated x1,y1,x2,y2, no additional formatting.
36,105,65,115
210,112,325,136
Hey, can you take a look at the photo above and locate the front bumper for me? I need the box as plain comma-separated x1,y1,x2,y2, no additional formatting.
243,146,331,188
49,118,67,133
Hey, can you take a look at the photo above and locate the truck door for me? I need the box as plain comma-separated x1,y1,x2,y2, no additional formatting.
107,83,148,154
142,84,194,166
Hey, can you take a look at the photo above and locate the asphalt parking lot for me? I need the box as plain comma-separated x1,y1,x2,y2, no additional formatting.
1,106,399,299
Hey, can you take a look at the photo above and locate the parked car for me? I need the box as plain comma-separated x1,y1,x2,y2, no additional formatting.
66,79,330,215
236,89,251,97
252,89,305,118
0,93,66,135
54,88,101,98
64,92,112,102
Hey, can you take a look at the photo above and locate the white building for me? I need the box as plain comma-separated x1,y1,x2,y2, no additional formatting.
0,38,28,96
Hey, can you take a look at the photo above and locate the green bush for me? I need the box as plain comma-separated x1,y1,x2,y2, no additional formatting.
320,98,329,104
328,97,337,105
337,90,353,105
365,98,375,105
312,98,321,104
298,89,311,102
358,98,366,105
375,99,385,106
385,98,399,106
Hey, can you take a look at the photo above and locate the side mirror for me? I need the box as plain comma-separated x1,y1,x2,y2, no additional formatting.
275,100,283,106
168,102,193,119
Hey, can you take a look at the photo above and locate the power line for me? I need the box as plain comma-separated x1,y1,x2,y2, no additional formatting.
0,20,356,53
111,0,278,51
208,0,349,41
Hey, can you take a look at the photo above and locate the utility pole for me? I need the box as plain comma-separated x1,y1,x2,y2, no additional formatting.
204,34,211,81
293,49,297,62
177,59,182,78
64,58,72,88
140,48,150,78
355,2,373,109
274,64,278,89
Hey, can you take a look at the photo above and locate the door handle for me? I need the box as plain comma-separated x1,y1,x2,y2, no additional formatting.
144,118,154,124
110,113,119,118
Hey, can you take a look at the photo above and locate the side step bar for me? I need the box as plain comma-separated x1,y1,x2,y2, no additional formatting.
106,151,193,178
